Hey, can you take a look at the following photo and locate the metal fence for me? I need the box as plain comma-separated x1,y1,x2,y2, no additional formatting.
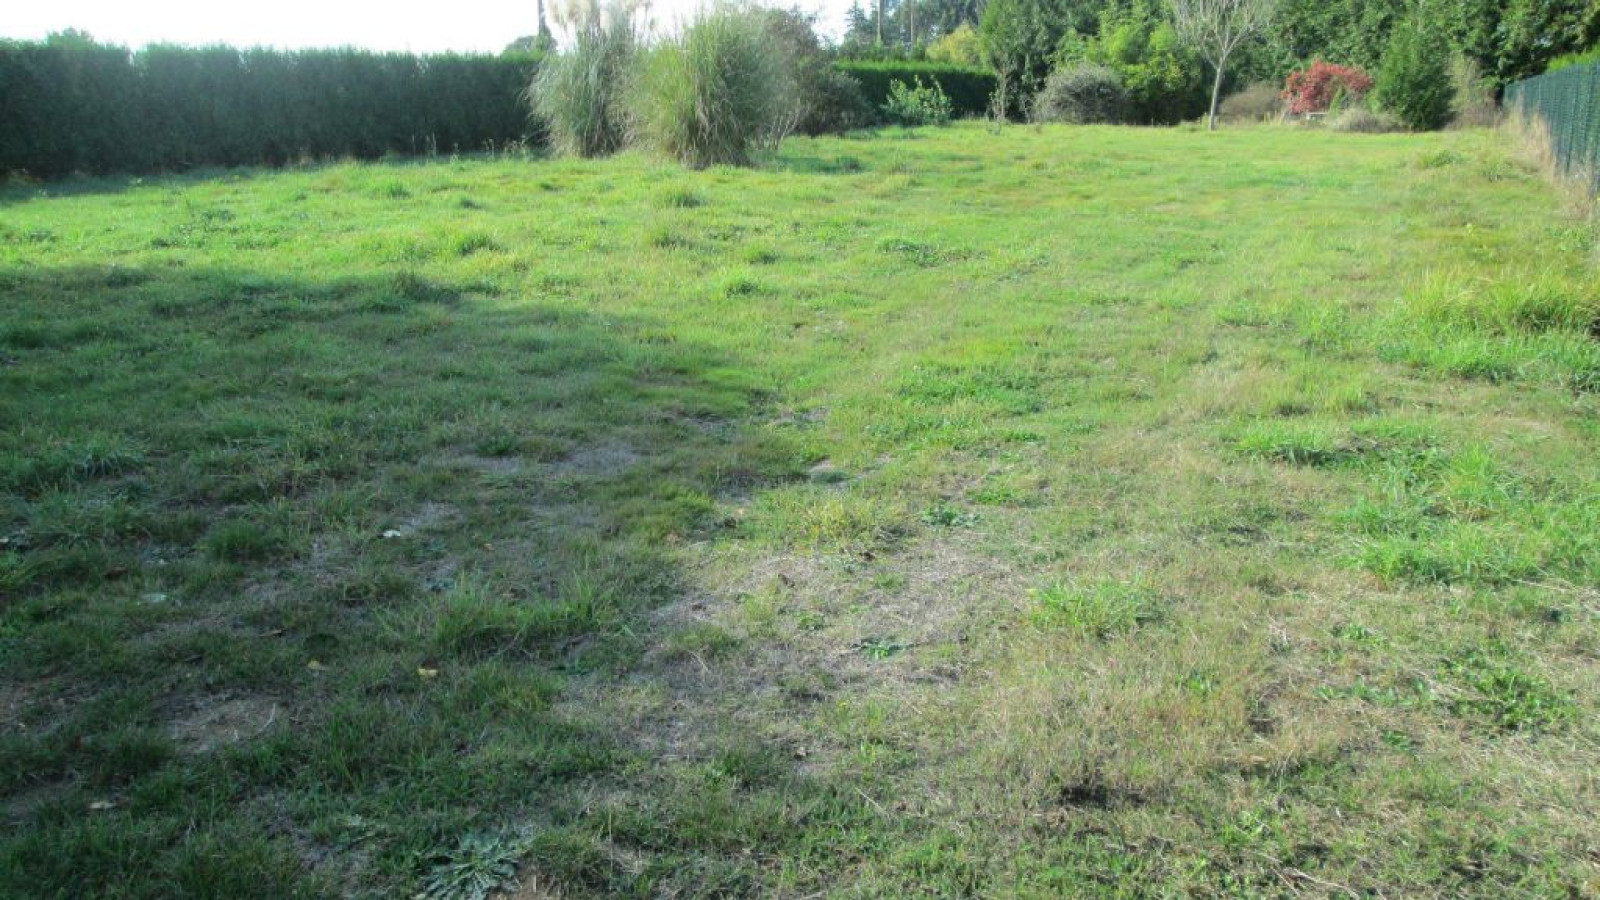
1504,61,1600,194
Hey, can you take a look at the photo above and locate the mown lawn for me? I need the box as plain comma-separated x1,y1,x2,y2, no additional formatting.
2,123,1598,899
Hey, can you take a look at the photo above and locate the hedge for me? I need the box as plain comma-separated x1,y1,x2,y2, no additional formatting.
832,60,997,118
0,34,541,178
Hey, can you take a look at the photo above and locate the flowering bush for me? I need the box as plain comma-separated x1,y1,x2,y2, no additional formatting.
1282,60,1374,115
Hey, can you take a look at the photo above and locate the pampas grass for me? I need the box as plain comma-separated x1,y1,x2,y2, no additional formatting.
629,4,798,168
529,4,641,157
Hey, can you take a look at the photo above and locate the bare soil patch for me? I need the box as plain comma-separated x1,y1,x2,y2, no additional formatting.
167,693,283,754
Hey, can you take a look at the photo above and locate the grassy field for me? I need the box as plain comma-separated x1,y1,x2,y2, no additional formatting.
2,123,1598,899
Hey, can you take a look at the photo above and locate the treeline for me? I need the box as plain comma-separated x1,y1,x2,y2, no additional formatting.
846,0,1597,85
840,0,1599,124
0,32,540,178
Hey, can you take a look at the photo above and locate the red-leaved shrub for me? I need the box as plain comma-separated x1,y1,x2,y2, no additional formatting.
1282,61,1374,114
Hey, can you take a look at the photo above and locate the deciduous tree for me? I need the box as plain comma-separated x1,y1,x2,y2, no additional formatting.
1171,0,1279,129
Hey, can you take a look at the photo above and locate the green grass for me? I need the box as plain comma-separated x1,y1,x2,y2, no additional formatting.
2,123,1598,898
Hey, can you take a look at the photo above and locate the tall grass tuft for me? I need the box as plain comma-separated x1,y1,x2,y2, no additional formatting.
529,4,641,158
630,4,797,168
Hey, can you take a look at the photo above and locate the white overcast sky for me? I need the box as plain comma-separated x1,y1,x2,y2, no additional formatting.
4,0,855,54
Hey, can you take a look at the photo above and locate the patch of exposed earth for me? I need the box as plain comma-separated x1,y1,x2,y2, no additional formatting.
166,692,284,754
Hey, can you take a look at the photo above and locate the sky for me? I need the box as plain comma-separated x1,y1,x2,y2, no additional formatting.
4,0,855,54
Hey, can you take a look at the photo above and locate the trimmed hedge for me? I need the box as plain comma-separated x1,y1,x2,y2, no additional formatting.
832,60,996,119
0,35,541,178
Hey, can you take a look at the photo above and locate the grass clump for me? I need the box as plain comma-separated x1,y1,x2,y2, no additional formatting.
655,185,706,209
452,231,501,256
1029,580,1164,638
744,486,906,553
1377,270,1600,385
631,4,797,168
1404,271,1598,334
1233,418,1433,467
424,577,608,660
204,510,297,562
529,5,640,158
0,435,146,496
1442,648,1575,732
1327,107,1404,133
1343,444,1597,586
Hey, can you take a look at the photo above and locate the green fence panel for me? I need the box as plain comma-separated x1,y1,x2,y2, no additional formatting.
1505,60,1600,194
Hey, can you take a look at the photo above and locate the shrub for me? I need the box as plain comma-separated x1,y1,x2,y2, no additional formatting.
754,6,872,136
1218,81,1283,123
927,23,984,67
980,0,1066,95
1282,60,1373,115
1449,55,1497,128
832,61,995,118
1327,107,1404,133
530,11,638,157
882,77,954,126
1031,63,1125,124
631,4,796,167
1375,19,1453,131
799,67,875,135
1070,11,1209,124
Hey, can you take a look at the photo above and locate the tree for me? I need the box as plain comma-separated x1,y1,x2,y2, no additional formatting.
1374,15,1452,129
927,22,984,65
979,0,1076,96
1270,0,1597,88
978,0,1031,117
922,0,987,37
1170,0,1279,129
1068,1,1210,125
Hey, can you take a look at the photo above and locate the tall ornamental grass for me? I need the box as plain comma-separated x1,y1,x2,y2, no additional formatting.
630,4,797,168
530,11,639,157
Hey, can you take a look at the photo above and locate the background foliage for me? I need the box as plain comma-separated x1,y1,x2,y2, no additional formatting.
1374,17,1454,130
0,32,539,178
833,60,998,117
